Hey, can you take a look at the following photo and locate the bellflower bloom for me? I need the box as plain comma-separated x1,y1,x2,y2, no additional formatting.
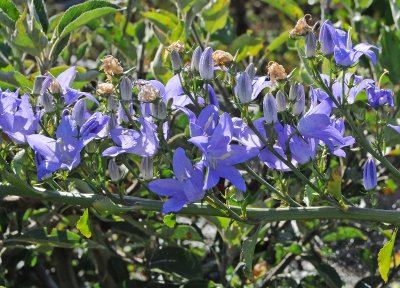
170,50,182,71
293,88,305,116
319,20,337,55
141,157,154,180
120,77,133,101
276,90,286,112
236,72,253,104
0,92,40,144
199,47,214,80
165,74,205,107
27,111,109,180
108,158,122,181
189,113,258,191
102,117,159,157
179,105,220,137
305,32,317,58
365,83,394,109
148,148,205,213
245,63,256,80
363,159,377,190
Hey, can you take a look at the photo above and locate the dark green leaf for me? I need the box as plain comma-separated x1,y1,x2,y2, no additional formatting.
241,226,260,276
4,228,104,249
50,35,70,62
30,0,49,33
57,0,119,38
379,28,400,84
150,246,202,279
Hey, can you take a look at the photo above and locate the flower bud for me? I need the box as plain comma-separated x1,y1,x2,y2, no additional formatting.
141,157,153,180
267,61,287,83
245,63,256,80
120,77,132,101
363,159,377,190
49,79,62,95
107,95,119,112
212,50,233,67
191,46,202,71
293,86,305,116
72,99,86,126
138,84,160,102
319,20,336,55
32,76,46,95
263,93,278,124
97,83,115,95
289,82,300,101
305,32,317,58
39,92,55,112
108,158,122,182
199,47,214,80
106,114,118,134
236,72,253,104
276,90,286,112
150,101,166,120
170,50,182,71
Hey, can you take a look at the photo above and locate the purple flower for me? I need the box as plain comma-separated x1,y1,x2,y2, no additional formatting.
319,20,378,67
199,47,214,80
164,74,205,107
236,72,253,103
27,111,109,180
189,113,258,191
179,105,220,137
102,117,159,157
0,91,40,144
148,148,204,213
263,93,278,124
365,83,394,109
363,159,377,190
40,67,99,106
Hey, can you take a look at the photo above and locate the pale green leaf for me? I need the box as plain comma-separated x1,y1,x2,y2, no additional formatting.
231,34,263,61
0,0,20,22
378,229,398,283
261,0,303,21
163,214,176,228
201,0,230,34
76,208,92,238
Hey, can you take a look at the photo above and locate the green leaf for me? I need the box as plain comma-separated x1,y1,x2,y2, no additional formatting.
265,31,290,53
163,214,176,228
150,246,202,279
379,28,400,84
303,256,343,288
241,226,260,277
50,35,70,62
323,227,367,242
172,0,197,13
231,34,263,61
3,228,103,249
378,229,398,283
0,0,20,22
0,67,34,89
76,208,92,238
0,10,16,29
355,0,373,10
201,0,230,34
326,166,347,209
29,0,49,33
261,0,303,21
57,0,119,38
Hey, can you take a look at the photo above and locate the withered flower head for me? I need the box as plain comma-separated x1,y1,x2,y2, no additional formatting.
267,61,287,83
289,14,313,38
138,84,160,102
166,40,185,53
100,55,123,78
97,82,115,95
212,50,233,67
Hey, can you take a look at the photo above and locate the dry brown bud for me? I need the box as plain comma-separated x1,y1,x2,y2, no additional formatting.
166,40,185,53
97,83,115,95
100,55,123,79
138,84,160,102
289,14,313,38
267,61,287,83
212,50,233,67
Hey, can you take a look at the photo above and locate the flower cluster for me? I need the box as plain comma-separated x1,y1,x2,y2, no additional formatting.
0,17,394,214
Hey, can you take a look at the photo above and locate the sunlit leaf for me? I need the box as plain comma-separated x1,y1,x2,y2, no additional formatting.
201,0,230,34
378,229,398,283
261,0,303,21
76,208,92,238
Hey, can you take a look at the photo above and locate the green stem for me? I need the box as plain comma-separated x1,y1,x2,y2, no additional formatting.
2,184,400,225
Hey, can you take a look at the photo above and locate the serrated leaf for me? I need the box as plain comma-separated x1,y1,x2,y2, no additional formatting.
76,208,92,238
261,0,303,21
3,228,103,249
0,0,20,22
201,0,230,34
57,0,119,38
241,226,260,277
378,229,398,283
149,246,202,279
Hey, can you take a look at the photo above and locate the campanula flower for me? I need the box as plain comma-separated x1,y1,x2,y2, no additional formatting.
236,72,253,104
0,92,40,144
120,77,133,101
102,117,159,157
108,158,122,181
189,113,258,191
141,157,154,180
170,50,182,71
365,83,394,109
165,74,205,107
148,148,205,213
319,20,337,55
293,87,305,116
245,63,256,80
305,32,317,58
276,90,286,112
363,159,377,190
179,105,220,137
199,47,214,80
191,46,203,71
27,111,109,180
